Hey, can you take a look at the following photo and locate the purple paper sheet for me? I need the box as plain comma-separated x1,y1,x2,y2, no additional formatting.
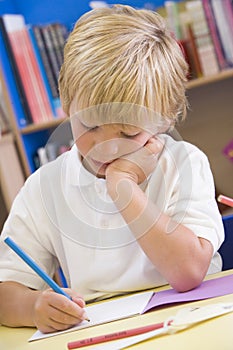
142,274,233,314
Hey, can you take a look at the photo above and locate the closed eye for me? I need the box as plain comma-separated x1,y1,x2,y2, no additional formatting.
121,132,141,138
81,122,99,131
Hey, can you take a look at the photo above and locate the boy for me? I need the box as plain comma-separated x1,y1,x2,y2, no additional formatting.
0,5,224,333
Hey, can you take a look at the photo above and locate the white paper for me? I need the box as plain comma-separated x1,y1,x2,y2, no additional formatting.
29,291,154,341
170,302,233,329
90,303,233,350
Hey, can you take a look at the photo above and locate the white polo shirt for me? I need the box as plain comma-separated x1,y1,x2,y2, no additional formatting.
0,135,224,301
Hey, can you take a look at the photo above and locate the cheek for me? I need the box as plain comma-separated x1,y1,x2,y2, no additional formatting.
75,133,92,156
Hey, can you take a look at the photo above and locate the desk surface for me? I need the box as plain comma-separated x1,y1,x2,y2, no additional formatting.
1,270,233,350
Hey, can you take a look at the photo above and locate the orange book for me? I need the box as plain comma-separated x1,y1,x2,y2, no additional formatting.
3,14,54,124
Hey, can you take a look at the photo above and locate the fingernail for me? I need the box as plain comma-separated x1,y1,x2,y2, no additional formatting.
73,297,85,306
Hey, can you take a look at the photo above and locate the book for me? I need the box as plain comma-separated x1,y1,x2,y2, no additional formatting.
164,1,182,40
47,23,64,68
222,0,233,40
37,147,49,166
186,0,220,76
52,22,68,59
40,24,61,89
31,25,59,100
211,0,233,66
186,24,203,78
202,0,229,70
176,11,203,79
28,25,62,117
29,273,233,341
1,14,54,124
0,16,33,127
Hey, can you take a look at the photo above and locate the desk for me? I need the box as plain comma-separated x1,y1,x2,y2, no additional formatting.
1,270,233,350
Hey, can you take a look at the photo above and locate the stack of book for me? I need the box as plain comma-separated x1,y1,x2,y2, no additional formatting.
34,141,72,169
0,14,68,128
164,0,233,79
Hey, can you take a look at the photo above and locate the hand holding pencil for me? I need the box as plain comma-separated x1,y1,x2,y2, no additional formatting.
32,287,88,333
4,237,89,334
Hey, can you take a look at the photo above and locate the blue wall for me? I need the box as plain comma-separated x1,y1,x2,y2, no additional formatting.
0,0,176,28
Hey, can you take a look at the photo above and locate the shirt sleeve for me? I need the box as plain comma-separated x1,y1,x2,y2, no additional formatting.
0,171,59,289
165,141,224,254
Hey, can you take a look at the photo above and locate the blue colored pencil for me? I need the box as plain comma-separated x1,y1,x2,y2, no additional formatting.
4,236,71,299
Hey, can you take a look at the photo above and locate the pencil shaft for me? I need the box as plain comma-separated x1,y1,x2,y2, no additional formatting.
67,322,165,349
218,195,233,208
4,237,71,299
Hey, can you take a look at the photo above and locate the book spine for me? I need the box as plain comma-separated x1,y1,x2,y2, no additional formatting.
186,0,220,76
27,25,57,116
7,23,54,124
221,0,233,47
211,0,233,65
164,1,182,40
0,17,33,127
22,27,54,122
47,24,64,68
186,24,203,78
202,0,229,70
40,25,60,86
52,22,68,62
32,25,59,99
9,29,41,124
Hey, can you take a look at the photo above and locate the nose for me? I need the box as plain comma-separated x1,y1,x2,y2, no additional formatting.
94,139,119,157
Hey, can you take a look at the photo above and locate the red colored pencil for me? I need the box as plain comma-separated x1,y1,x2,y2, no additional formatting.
217,194,233,208
67,321,167,349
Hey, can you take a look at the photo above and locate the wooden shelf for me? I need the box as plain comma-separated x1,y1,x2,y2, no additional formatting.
20,117,68,135
187,68,233,89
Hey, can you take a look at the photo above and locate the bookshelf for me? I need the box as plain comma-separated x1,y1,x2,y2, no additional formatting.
0,133,25,217
0,0,232,217
0,11,72,176
177,70,233,210
20,118,68,135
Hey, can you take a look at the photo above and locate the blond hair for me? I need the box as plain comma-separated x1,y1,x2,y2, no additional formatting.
59,5,188,124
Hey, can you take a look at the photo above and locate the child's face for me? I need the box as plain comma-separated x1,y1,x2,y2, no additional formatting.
72,116,153,178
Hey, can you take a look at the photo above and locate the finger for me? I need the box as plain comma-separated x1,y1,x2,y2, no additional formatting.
46,318,79,332
48,293,86,320
62,289,86,305
48,303,85,326
64,289,86,308
145,137,164,153
72,296,86,308
63,289,84,299
38,324,60,334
